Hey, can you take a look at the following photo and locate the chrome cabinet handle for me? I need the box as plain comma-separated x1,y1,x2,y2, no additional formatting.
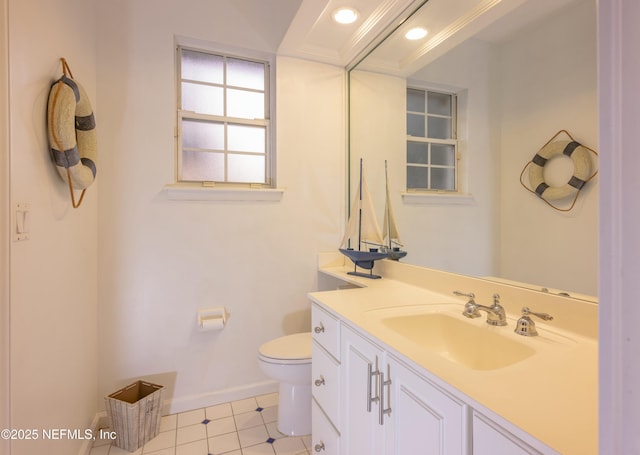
314,375,325,387
379,365,392,425
314,322,325,334
314,441,325,452
366,359,379,412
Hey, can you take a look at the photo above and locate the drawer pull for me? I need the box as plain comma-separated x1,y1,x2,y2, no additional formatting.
314,322,325,333
366,359,380,412
379,364,392,425
314,375,325,387
314,441,325,452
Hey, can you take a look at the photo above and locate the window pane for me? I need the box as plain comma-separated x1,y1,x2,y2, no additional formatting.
181,49,223,84
407,166,428,189
428,116,452,139
181,119,224,150
431,144,456,166
181,82,224,116
227,89,264,119
181,151,224,181
427,91,451,116
431,167,456,190
407,114,425,137
407,141,428,165
407,89,425,113
228,154,265,183
228,125,265,153
227,58,265,90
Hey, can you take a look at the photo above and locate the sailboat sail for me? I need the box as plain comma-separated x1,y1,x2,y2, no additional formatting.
341,173,385,249
339,159,388,278
382,160,407,260
382,166,401,246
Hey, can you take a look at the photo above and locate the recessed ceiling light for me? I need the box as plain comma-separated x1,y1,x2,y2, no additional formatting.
405,27,428,40
333,7,359,25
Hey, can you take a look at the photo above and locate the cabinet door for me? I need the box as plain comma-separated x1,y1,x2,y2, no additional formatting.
384,356,467,455
341,325,384,455
472,412,552,455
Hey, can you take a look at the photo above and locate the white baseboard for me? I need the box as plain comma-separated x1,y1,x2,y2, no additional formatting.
78,413,103,455
80,379,280,454
164,380,279,415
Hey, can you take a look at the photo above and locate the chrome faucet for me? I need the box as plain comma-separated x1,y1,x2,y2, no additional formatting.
514,307,554,336
459,293,507,326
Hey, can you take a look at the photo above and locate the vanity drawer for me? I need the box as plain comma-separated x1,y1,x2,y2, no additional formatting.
312,341,340,428
312,398,340,455
312,304,340,360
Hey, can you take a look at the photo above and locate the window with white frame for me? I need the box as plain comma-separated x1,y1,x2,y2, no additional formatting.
406,88,458,191
177,46,272,186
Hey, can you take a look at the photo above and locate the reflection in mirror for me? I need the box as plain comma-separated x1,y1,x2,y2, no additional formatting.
348,0,597,300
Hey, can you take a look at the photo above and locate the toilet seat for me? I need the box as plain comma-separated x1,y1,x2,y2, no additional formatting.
258,332,311,365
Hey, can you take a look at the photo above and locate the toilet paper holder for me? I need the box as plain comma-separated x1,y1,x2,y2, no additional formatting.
197,307,227,331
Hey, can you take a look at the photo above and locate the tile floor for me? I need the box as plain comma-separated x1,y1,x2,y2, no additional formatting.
89,393,312,455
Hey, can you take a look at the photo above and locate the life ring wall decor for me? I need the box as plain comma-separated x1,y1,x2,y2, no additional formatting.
47,58,97,208
520,130,598,212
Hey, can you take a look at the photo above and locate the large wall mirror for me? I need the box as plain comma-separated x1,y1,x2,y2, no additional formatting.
348,0,598,299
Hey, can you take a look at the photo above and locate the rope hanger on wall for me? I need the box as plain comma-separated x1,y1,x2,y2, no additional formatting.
47,57,98,208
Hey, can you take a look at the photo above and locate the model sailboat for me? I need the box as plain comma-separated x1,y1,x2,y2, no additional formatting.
382,160,407,261
339,159,388,279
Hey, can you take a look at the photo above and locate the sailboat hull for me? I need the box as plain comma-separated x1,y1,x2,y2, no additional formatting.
339,248,388,268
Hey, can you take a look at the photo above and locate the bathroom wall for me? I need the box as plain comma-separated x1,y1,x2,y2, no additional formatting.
7,0,99,453
497,0,598,295
96,0,344,412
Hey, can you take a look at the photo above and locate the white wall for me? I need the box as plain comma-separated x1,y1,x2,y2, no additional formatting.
7,0,99,454
497,0,598,295
96,0,345,412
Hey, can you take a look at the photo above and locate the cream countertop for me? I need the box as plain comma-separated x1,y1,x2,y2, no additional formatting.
309,259,598,455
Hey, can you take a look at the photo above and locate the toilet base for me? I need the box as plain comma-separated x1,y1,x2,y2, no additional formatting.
277,381,311,436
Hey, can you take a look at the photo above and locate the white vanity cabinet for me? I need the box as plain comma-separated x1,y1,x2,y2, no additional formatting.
340,323,467,455
472,411,552,455
311,304,341,454
340,324,384,454
384,354,467,454
312,302,558,455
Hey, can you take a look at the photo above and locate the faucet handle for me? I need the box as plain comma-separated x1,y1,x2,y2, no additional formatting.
514,307,554,336
522,307,553,321
453,291,475,303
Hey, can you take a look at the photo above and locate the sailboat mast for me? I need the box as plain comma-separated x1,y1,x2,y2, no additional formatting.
385,160,390,249
357,158,363,251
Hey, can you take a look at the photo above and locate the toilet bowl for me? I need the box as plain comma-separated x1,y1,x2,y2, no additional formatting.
258,332,312,436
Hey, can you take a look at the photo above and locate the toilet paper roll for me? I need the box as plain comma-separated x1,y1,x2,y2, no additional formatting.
199,316,225,331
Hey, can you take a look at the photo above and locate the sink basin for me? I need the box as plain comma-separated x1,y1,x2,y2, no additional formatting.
381,312,535,371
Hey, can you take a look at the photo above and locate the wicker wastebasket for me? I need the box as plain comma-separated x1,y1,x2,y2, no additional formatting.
105,380,165,452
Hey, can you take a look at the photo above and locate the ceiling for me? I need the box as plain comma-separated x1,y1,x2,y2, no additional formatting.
277,0,420,67
278,0,586,73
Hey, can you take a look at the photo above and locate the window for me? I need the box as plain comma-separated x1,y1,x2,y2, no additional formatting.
406,88,457,191
177,46,272,186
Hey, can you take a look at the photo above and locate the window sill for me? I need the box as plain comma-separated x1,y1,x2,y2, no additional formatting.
401,192,475,205
164,183,285,202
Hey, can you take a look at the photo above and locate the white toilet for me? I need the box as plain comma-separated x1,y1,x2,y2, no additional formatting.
258,332,312,436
